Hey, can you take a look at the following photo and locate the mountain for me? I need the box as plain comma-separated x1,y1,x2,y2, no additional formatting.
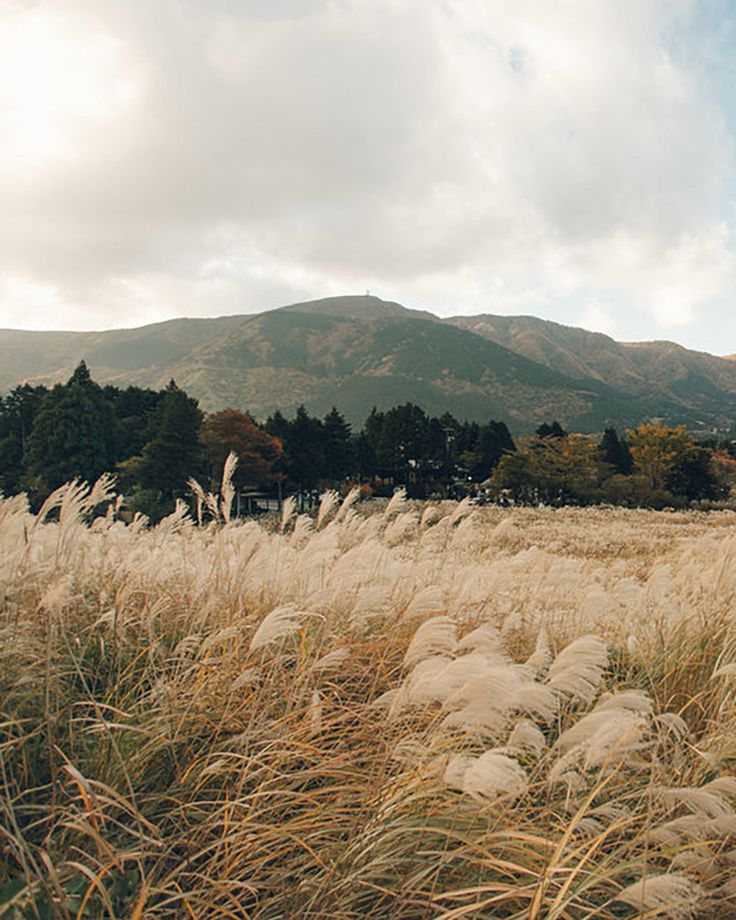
0,315,247,391
447,314,736,427
2,295,735,433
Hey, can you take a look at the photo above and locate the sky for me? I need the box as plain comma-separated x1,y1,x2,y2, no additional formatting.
1,0,736,354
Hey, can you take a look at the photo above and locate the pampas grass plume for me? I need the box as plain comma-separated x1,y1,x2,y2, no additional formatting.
249,604,306,652
384,487,407,518
404,617,457,668
615,874,703,918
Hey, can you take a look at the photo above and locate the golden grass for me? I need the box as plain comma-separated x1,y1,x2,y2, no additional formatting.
2,484,736,917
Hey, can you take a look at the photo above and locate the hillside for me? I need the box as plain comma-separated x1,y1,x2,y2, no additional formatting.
448,314,736,426
2,295,735,432
0,315,247,391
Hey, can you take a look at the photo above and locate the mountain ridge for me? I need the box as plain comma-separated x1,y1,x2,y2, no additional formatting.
2,295,735,433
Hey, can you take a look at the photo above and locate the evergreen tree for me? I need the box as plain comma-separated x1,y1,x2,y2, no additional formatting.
460,420,516,481
105,385,164,461
362,408,385,457
322,407,356,481
24,362,117,494
456,421,480,457
424,417,449,471
282,405,325,490
355,432,377,478
0,384,47,495
667,445,719,501
138,380,204,499
536,420,567,439
599,427,633,475
377,403,428,476
478,420,516,474
264,410,290,443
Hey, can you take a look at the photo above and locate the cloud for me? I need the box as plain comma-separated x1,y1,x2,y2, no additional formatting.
578,303,617,337
0,0,733,342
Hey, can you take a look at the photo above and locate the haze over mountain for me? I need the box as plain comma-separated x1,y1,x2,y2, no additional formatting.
2,295,736,434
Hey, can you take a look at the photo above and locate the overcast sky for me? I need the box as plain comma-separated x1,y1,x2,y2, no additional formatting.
1,0,735,354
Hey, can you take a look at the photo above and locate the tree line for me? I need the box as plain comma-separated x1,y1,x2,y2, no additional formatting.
0,362,734,518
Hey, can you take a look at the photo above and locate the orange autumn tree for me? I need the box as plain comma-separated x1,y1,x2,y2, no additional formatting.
200,408,283,490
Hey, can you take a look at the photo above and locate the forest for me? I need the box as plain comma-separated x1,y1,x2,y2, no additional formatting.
1,362,734,519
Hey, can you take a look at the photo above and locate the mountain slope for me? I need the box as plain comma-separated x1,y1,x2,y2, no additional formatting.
143,301,641,430
447,314,736,425
2,295,735,432
0,315,248,390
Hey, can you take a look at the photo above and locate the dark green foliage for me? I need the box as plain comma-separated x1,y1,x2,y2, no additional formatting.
356,404,517,491
476,420,516,479
23,362,117,494
362,408,384,459
128,487,176,521
424,417,449,470
355,431,377,477
137,381,204,499
535,420,567,439
453,419,516,482
0,384,47,495
374,403,428,477
104,384,164,460
276,405,326,490
667,446,720,501
322,407,356,481
0,357,730,512
264,409,290,442
599,427,633,476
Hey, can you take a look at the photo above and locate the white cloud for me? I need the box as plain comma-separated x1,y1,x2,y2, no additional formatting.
0,0,733,343
0,276,66,330
578,303,617,337
648,225,736,327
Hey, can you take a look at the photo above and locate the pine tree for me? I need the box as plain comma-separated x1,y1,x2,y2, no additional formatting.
377,403,428,476
424,417,449,470
106,385,164,461
265,410,290,442
478,420,516,474
286,406,325,490
355,432,377,477
138,381,204,499
322,407,356,482
0,384,47,495
267,406,326,491
362,408,385,462
536,420,567,439
23,362,117,493
599,427,633,475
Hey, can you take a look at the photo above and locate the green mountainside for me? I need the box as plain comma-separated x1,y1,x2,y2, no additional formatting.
2,295,735,433
0,316,247,390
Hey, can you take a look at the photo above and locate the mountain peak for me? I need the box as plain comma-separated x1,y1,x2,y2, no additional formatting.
276,294,435,322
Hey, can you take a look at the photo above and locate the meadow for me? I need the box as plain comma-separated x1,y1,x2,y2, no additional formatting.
3,478,736,918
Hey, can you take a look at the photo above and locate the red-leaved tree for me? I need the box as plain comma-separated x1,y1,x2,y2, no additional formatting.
200,408,283,489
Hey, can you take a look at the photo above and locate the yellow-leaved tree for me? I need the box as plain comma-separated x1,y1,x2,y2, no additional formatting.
627,422,695,491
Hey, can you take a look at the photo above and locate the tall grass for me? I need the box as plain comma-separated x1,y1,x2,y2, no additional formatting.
2,482,736,917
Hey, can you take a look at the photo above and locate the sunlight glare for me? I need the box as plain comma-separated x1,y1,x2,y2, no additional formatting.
0,11,138,172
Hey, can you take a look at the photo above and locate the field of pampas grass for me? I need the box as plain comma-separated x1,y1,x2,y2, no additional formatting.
3,478,736,918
